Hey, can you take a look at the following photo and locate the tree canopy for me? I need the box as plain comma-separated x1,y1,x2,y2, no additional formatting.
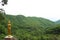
1,0,8,6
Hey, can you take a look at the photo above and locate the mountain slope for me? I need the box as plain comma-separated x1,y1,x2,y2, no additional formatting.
5,15,56,34
0,14,56,40
6,15,55,29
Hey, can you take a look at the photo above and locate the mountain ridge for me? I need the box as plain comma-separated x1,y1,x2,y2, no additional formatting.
0,13,59,40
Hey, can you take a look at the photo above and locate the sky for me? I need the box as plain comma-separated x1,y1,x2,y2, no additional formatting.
0,0,60,21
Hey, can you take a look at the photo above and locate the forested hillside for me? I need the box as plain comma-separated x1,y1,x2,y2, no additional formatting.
0,12,60,40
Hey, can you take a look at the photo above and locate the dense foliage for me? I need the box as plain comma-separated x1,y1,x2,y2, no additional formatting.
1,0,8,6
0,12,60,40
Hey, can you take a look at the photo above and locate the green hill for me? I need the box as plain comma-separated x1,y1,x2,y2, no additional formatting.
0,13,58,40
5,15,56,39
6,15,55,28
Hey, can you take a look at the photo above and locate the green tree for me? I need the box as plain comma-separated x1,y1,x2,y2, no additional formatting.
0,12,5,22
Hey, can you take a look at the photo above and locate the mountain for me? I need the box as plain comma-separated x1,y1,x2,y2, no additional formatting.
5,15,56,32
56,20,60,24
0,13,57,40
6,15,55,29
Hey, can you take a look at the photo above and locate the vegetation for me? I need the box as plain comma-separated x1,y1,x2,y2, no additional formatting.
0,12,60,40
1,0,8,6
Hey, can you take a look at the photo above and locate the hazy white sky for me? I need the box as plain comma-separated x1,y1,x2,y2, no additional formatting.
0,0,60,21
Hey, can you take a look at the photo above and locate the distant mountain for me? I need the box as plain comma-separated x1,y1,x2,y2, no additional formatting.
55,20,60,24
